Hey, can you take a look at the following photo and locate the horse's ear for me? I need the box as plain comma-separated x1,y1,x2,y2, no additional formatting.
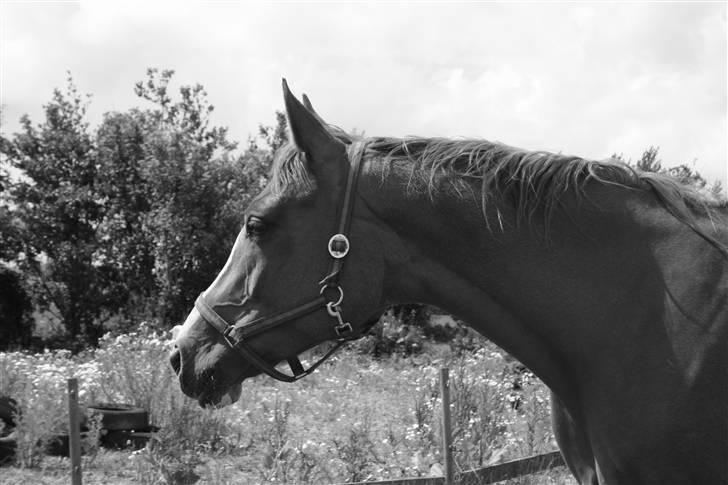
302,93,337,134
282,79,345,177
302,94,316,113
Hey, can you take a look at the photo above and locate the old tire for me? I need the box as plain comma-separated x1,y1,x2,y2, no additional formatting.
101,429,156,450
87,403,148,431
45,431,92,457
0,435,15,466
0,396,18,428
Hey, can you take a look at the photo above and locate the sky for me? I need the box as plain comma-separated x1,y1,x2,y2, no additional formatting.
1,1,726,186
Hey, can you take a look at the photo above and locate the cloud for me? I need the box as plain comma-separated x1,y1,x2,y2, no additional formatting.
1,2,725,184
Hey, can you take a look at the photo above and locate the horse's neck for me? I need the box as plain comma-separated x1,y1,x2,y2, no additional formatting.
364,160,728,395
360,164,587,399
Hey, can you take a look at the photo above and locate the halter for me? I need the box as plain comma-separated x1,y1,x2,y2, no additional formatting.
194,141,367,382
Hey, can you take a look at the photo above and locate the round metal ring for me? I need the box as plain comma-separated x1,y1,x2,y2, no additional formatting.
328,234,350,259
320,285,344,308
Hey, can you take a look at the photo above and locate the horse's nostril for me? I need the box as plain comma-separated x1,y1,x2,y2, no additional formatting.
170,349,181,374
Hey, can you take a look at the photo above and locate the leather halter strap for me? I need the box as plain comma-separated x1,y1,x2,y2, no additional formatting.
195,141,367,383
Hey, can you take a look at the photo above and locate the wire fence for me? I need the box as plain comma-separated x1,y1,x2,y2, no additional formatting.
334,368,566,485
62,368,566,485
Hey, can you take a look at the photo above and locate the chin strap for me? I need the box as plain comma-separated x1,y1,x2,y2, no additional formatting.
194,141,367,382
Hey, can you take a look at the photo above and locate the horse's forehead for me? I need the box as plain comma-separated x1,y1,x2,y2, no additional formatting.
250,182,320,218
247,187,283,215
261,174,311,200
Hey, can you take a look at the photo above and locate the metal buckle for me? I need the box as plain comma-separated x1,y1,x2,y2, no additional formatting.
328,234,350,259
326,302,353,337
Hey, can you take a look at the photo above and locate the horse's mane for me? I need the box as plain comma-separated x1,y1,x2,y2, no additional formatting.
369,136,726,253
373,136,720,214
271,133,726,253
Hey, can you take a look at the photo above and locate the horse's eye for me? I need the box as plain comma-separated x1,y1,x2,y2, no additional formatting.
245,216,267,237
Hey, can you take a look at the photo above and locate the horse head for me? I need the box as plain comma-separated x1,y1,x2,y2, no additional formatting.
170,81,387,407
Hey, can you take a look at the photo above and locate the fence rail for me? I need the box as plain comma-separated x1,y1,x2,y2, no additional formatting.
338,451,564,485
458,450,564,484
335,368,566,485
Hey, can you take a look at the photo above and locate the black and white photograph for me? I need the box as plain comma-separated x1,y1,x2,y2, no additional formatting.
0,2,726,484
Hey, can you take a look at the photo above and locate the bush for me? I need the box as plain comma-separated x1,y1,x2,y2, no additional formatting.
0,267,33,350
0,324,568,483
352,307,484,358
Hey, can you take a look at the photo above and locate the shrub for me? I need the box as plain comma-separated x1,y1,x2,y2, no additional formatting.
0,267,33,350
0,324,566,483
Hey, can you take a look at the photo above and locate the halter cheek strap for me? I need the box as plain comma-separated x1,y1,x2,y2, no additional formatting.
194,141,367,382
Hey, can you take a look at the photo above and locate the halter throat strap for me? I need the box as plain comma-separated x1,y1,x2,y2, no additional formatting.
195,141,367,383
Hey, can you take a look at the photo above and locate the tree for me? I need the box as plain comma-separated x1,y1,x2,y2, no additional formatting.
0,111,20,262
618,146,725,203
0,267,33,349
0,75,112,347
128,69,244,324
249,110,288,155
0,170,22,263
1,69,283,345
635,146,662,173
95,69,269,325
93,109,157,322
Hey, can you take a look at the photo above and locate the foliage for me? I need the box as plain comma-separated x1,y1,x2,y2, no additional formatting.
96,69,255,325
248,110,288,156
351,308,479,358
0,69,275,342
0,75,110,348
618,145,726,203
0,327,573,484
0,266,33,349
93,68,263,327
0,179,23,263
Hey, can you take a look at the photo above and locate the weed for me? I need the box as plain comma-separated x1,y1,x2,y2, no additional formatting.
0,326,573,484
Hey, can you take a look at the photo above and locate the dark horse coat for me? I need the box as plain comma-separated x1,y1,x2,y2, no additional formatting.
172,81,728,485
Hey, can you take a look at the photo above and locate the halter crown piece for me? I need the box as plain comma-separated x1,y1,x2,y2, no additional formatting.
194,141,367,382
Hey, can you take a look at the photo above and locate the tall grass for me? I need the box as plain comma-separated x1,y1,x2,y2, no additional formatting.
0,324,572,484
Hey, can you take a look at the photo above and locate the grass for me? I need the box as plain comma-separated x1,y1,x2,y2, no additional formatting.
0,323,576,484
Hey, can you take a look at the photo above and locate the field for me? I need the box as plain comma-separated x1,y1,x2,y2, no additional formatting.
0,321,575,484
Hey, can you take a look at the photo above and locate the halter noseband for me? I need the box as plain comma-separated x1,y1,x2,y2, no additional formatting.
194,141,367,383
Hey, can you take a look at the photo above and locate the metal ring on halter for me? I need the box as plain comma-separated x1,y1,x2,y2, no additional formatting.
328,234,350,259
320,284,344,308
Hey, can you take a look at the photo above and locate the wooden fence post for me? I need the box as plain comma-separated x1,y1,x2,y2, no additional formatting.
67,378,82,485
439,368,454,485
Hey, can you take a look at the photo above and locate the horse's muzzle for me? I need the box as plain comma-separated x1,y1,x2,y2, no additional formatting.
169,319,245,408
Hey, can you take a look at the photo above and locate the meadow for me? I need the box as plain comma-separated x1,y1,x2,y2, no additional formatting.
0,316,574,485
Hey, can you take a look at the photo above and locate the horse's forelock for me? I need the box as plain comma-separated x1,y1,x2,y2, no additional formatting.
270,143,314,197
270,127,358,197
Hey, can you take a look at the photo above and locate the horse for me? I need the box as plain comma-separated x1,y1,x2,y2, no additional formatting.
170,80,728,485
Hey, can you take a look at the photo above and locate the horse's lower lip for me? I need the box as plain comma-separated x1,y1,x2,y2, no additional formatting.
177,372,222,404
197,388,227,408
198,393,222,408
197,382,242,409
